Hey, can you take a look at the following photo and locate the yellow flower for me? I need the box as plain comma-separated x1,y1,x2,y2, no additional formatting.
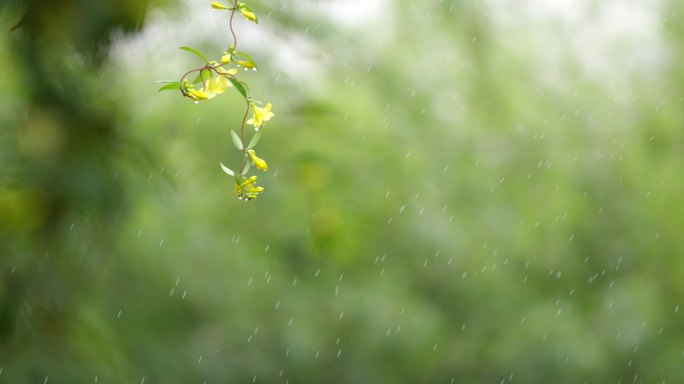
221,52,231,64
186,75,234,101
211,2,230,10
205,76,230,96
187,88,210,100
216,67,238,76
235,175,264,200
247,149,268,171
246,103,274,130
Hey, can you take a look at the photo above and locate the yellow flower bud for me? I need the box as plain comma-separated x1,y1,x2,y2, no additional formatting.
237,3,259,23
247,149,268,171
221,53,231,64
240,9,258,23
234,60,256,69
244,175,257,187
211,2,230,10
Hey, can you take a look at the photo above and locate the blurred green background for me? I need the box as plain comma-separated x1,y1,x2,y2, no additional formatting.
1,0,683,382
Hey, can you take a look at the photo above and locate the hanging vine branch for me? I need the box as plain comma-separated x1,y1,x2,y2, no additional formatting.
158,1,274,201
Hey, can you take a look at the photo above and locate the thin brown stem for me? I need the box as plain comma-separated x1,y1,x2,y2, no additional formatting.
238,97,251,174
229,0,238,50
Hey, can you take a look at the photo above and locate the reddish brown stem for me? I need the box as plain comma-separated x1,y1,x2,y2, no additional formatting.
238,98,251,174
229,0,238,50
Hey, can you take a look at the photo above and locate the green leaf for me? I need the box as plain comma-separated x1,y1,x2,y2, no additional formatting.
179,46,208,63
227,77,248,99
192,69,213,85
220,162,235,176
230,130,244,150
247,130,262,149
241,159,251,175
158,82,181,92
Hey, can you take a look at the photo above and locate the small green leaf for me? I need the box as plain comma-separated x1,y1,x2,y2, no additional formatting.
247,130,262,149
158,82,181,91
231,130,244,150
179,46,208,63
192,69,213,85
241,160,251,175
220,162,235,176
227,77,248,99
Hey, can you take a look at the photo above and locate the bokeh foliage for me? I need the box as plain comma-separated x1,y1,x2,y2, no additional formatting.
1,0,683,382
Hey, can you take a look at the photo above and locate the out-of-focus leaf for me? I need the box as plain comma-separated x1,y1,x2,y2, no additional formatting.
219,162,235,176
157,82,181,91
247,130,262,149
192,69,212,85
241,159,251,175
179,46,208,63
227,77,248,98
231,130,244,150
